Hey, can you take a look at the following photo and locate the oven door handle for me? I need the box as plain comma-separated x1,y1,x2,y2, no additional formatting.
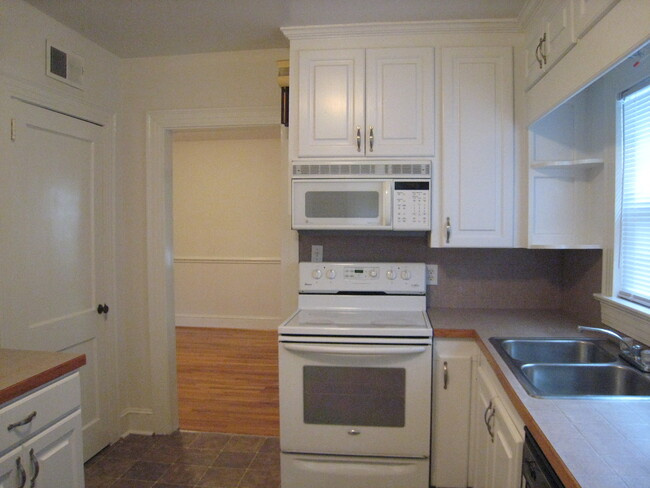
281,343,428,355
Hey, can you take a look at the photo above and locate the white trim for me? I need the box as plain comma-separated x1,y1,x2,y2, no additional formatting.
281,19,522,41
174,257,281,265
596,294,650,346
119,407,155,437
145,106,279,434
175,314,282,330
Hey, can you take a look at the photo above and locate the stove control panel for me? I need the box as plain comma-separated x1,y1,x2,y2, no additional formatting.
300,262,426,294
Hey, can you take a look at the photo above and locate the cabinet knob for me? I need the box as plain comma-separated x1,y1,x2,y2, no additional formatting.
97,304,110,315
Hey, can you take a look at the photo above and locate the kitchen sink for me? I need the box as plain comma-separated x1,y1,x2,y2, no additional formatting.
489,337,650,399
521,364,650,398
490,338,617,364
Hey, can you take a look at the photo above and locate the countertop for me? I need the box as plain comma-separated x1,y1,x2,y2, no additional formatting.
0,349,86,406
429,308,650,488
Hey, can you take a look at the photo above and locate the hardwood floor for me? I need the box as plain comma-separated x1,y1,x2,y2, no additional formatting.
176,327,279,436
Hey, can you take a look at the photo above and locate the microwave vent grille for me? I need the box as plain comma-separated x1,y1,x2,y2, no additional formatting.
293,162,430,177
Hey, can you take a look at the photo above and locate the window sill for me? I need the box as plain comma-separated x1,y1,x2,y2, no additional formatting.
595,294,650,345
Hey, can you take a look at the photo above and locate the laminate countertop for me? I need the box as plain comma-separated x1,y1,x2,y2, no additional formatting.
429,308,650,488
0,349,86,406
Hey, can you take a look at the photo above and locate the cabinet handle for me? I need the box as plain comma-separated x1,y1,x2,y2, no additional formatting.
483,400,492,428
535,40,543,69
539,33,547,67
356,126,361,152
29,449,39,488
445,217,451,244
16,457,27,488
486,405,496,443
368,126,374,152
443,361,449,390
7,411,37,431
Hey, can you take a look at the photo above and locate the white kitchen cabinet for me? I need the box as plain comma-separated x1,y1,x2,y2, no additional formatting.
525,0,576,90
527,82,605,248
430,339,477,488
0,373,84,488
433,46,514,248
573,0,620,39
297,47,434,158
471,356,524,488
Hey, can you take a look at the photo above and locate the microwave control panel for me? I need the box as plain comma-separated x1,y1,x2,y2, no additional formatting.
393,181,430,230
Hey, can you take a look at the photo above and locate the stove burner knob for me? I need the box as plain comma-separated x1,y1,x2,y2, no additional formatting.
369,269,378,278
311,269,323,279
386,269,396,280
326,269,336,279
400,270,412,280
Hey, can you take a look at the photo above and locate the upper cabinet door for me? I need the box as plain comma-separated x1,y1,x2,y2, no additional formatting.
574,0,620,39
436,46,514,248
298,49,365,157
366,47,435,157
297,47,434,158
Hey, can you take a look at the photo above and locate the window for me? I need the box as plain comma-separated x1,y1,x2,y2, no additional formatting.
618,79,650,308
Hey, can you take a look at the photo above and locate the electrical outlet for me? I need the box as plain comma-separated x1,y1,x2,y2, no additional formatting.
426,264,438,285
311,245,323,263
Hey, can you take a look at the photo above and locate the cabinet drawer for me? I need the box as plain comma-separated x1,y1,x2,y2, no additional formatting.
0,372,80,454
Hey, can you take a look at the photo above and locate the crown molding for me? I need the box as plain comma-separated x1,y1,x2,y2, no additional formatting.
281,19,523,41
518,0,545,31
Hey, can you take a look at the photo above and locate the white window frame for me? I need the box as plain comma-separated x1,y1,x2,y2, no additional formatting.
596,75,650,344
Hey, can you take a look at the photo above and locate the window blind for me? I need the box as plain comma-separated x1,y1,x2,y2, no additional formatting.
619,80,650,308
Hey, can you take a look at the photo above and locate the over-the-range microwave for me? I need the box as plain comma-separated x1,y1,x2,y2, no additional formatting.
291,161,431,231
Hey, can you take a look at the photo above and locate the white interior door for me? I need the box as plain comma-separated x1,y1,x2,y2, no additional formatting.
1,98,113,460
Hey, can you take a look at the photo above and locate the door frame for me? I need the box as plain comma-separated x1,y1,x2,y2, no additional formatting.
145,106,288,433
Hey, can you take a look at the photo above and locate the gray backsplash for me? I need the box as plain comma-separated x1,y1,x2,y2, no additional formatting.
298,233,602,325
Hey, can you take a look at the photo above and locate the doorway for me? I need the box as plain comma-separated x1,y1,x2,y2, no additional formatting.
172,126,282,435
145,107,298,435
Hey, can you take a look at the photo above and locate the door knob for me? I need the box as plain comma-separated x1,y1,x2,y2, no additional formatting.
97,304,109,314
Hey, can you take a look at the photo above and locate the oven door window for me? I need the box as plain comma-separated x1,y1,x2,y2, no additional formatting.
303,366,405,427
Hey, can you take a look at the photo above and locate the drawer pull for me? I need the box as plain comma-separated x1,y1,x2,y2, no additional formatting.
7,411,37,431
29,449,39,488
16,457,26,488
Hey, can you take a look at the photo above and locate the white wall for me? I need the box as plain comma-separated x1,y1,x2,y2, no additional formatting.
172,127,283,329
118,47,288,434
0,0,120,111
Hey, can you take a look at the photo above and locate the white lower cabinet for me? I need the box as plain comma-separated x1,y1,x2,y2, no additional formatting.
471,355,524,488
430,339,477,487
0,372,84,488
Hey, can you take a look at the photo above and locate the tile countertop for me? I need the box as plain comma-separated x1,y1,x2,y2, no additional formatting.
0,349,86,406
429,308,650,488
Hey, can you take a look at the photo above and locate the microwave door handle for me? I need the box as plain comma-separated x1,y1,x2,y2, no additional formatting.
382,181,392,228
282,343,428,355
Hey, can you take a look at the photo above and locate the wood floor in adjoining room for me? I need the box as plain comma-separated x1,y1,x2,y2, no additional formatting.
176,327,279,436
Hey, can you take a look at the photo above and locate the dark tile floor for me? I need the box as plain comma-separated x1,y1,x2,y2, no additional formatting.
84,431,280,488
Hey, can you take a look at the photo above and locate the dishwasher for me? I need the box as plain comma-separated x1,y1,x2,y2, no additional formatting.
522,428,566,488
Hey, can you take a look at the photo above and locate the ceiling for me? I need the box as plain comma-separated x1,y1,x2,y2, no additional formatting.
24,0,529,58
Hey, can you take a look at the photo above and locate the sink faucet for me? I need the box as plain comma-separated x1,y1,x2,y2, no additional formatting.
578,325,650,372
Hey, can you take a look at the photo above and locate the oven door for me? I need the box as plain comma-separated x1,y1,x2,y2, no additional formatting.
292,179,392,230
279,342,432,457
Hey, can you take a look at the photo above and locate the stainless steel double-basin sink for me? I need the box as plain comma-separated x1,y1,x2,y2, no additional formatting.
489,337,650,399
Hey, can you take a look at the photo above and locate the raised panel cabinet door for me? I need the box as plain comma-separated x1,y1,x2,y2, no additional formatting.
471,365,497,488
545,2,576,70
298,49,365,157
0,446,24,488
365,47,434,157
574,0,620,38
439,46,514,248
23,411,84,488
431,353,473,487
489,397,524,488
2,99,113,460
